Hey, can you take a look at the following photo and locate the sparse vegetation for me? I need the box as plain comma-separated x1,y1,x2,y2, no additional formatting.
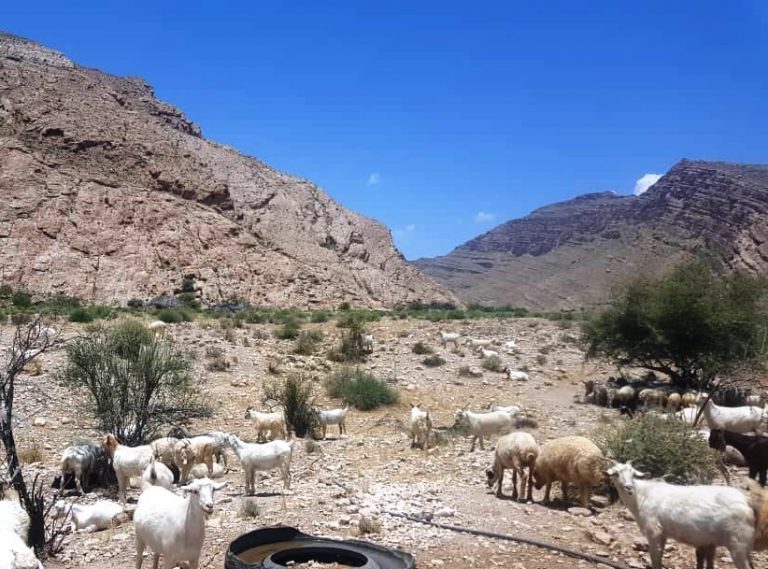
481,355,503,372
411,342,433,355
422,354,446,367
329,318,369,362
263,374,318,438
325,367,399,410
294,330,324,355
275,319,301,340
17,442,43,464
62,320,210,445
156,308,193,324
594,413,719,484
536,354,547,366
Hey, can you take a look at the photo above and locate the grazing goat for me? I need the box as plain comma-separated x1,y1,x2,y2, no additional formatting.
52,500,128,533
486,432,539,501
141,457,174,490
709,429,768,486
477,347,499,359
466,337,492,349
533,436,605,507
700,400,764,434
409,404,432,451
437,331,460,349
102,434,153,503
454,409,514,452
504,367,529,381
313,406,348,440
606,460,755,569
134,478,226,569
244,408,287,442
224,434,294,495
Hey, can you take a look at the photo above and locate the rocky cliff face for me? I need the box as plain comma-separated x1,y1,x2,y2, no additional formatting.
0,31,454,307
415,160,768,310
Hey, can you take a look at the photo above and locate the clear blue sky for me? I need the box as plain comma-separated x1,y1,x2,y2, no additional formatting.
4,1,768,259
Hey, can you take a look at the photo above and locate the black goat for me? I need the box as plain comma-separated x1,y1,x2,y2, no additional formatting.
709,429,768,486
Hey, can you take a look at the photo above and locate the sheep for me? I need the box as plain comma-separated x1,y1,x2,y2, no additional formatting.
700,400,765,434
437,331,460,349
666,392,682,411
477,347,499,359
52,500,128,533
504,367,529,381
223,434,294,495
361,334,374,354
102,434,153,503
313,406,349,440
465,337,492,349
681,391,697,408
58,442,111,494
582,379,609,406
638,388,668,409
608,385,636,409
244,408,287,442
141,457,174,490
532,436,605,508
147,320,167,334
606,460,755,569
454,409,514,452
409,404,432,451
709,429,768,486
485,432,539,501
134,478,226,569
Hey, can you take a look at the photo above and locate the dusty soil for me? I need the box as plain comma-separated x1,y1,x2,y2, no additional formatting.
5,316,768,569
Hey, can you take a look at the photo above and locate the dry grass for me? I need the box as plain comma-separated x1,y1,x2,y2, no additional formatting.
18,442,43,464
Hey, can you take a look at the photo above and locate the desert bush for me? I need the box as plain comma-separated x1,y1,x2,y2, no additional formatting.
536,354,548,366
275,320,301,340
329,319,369,362
263,374,318,438
325,367,399,411
266,356,282,375
481,355,504,372
422,354,446,367
61,320,210,445
68,308,94,323
294,330,323,355
411,342,433,355
593,413,719,484
457,365,478,377
17,442,43,464
304,439,322,454
310,310,331,323
358,515,382,535
156,308,192,324
240,498,260,519
11,291,32,309
10,312,31,325
206,355,230,372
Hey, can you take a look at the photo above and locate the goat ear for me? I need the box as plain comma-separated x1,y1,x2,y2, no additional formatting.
633,468,648,478
212,482,227,491
181,483,199,494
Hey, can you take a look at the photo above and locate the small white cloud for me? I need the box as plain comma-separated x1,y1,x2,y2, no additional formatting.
474,211,496,223
393,224,416,239
634,173,662,196
367,172,380,186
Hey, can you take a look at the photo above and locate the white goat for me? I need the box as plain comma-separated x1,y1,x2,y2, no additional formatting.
224,434,294,495
455,409,514,451
465,337,492,348
701,400,765,434
147,320,167,334
244,408,287,442
503,339,518,353
477,347,499,359
141,457,174,490
102,434,153,503
504,367,529,381
0,487,40,569
361,334,374,353
314,406,348,440
134,478,226,569
437,331,460,348
488,403,522,416
607,461,755,569
409,404,432,451
52,500,127,533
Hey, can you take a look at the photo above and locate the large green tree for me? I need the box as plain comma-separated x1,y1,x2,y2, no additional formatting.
582,261,768,389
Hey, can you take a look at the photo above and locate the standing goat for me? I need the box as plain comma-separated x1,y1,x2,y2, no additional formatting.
224,434,294,495
454,409,514,452
437,331,460,349
700,400,765,434
313,406,348,440
102,434,153,503
409,404,432,451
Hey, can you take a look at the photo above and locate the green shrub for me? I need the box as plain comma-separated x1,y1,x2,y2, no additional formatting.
481,355,504,372
593,414,719,484
177,292,200,310
156,308,192,324
411,342,433,355
69,308,94,323
422,354,446,367
62,320,209,445
10,312,31,325
263,374,318,438
310,310,331,323
325,367,399,411
11,291,32,309
294,330,323,355
275,320,301,340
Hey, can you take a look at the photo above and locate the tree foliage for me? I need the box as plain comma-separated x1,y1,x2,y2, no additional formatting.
62,320,210,445
582,261,768,388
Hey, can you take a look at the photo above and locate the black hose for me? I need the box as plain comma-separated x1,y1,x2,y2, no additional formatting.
383,511,633,569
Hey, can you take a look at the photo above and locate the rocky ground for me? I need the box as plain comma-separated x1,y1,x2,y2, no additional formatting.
5,316,768,569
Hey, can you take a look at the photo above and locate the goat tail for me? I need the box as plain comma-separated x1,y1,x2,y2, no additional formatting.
747,479,768,551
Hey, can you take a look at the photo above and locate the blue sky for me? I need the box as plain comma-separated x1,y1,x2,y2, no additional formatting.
4,1,768,259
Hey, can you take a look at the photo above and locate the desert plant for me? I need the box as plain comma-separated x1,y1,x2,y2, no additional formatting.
329,318,369,363
481,355,504,372
593,413,719,485
275,320,301,340
358,515,382,535
156,308,192,324
536,354,548,366
310,310,331,323
17,442,43,464
240,497,260,519
266,356,282,375
262,374,318,438
62,320,210,445
68,308,94,323
205,355,230,372
411,342,433,355
11,291,32,309
422,354,446,367
294,330,324,355
325,367,399,411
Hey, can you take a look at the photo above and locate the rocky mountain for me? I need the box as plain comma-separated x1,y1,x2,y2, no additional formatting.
415,160,768,310
0,31,454,308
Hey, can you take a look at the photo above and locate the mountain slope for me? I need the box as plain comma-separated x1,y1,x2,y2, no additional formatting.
0,32,454,307
415,160,768,310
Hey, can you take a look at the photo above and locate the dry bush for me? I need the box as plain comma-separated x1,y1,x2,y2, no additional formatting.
358,515,382,535
18,442,43,464
240,498,260,518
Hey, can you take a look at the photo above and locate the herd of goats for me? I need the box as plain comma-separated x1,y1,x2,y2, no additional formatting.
5,325,768,569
